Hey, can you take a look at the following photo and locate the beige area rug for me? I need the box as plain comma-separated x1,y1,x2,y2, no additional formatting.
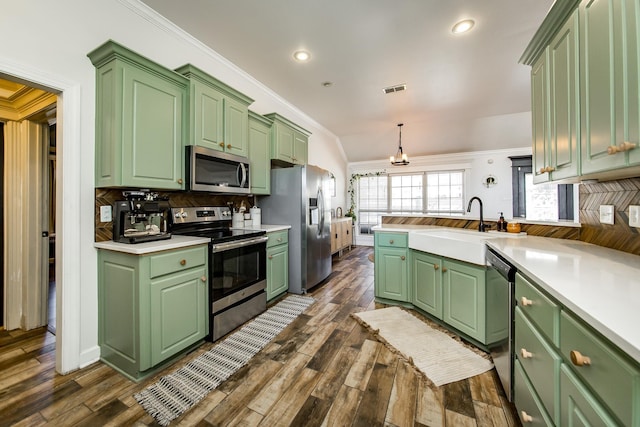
353,306,494,387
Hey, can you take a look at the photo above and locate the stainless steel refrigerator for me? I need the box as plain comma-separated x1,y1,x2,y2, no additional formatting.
259,164,332,294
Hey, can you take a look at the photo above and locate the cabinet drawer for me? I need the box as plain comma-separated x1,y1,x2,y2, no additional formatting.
376,232,408,248
515,307,561,422
149,246,207,279
267,230,288,248
514,360,554,426
560,311,639,426
516,273,560,345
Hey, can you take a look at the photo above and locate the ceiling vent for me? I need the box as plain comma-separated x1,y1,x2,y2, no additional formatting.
383,84,407,94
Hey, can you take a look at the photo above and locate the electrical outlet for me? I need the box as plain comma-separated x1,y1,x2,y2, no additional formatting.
630,205,640,228
100,205,112,222
599,205,614,225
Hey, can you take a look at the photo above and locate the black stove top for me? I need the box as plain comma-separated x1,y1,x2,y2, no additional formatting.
170,206,266,243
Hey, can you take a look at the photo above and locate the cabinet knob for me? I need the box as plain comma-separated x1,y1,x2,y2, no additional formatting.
442,267,447,272
608,141,637,154
570,350,591,367
401,255,405,261
539,167,547,174
389,239,394,244
227,144,232,149
219,142,225,148
521,348,533,359
277,238,282,242
201,276,207,282
177,178,183,184
545,166,555,173
268,255,273,260
521,297,533,306
434,264,439,270
521,411,533,423
180,259,186,266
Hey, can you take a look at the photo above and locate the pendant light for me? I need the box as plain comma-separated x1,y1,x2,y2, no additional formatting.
390,123,409,166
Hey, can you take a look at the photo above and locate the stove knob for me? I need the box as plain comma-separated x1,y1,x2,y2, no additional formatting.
181,212,188,218
174,212,181,218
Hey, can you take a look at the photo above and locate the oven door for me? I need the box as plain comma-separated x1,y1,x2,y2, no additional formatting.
210,236,267,312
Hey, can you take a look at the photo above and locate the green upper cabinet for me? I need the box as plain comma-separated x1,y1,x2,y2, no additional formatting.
248,111,272,195
580,0,640,174
175,64,254,158
88,40,188,189
264,113,310,165
531,11,580,184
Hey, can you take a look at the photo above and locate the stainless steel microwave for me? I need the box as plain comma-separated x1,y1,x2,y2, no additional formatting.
186,145,251,194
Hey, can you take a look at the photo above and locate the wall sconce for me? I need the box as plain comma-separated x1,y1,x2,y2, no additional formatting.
484,175,497,188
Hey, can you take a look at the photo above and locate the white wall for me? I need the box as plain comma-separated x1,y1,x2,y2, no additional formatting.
0,0,346,372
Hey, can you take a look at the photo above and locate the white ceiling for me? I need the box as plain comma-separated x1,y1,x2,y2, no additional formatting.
141,0,554,163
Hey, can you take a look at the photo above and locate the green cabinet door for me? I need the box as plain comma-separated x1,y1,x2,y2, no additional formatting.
375,247,408,302
532,49,551,184
442,258,486,342
560,364,618,426
265,113,310,165
411,251,442,318
88,40,188,190
150,267,207,366
580,0,640,174
267,244,289,300
176,64,253,157
248,111,272,195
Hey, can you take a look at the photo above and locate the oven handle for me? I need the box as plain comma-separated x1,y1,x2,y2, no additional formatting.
211,235,268,253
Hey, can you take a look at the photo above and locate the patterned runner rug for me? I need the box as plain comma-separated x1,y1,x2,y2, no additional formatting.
134,294,315,426
353,306,493,387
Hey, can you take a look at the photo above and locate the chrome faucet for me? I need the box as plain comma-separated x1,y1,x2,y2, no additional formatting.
467,196,488,232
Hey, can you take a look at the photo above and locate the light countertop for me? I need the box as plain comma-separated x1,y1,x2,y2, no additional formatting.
94,235,210,255
373,224,640,362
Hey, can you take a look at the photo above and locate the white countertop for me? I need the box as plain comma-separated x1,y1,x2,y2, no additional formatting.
486,236,640,363
94,235,210,255
373,224,640,362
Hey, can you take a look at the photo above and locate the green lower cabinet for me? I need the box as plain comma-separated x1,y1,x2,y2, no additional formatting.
560,364,618,426
411,251,442,317
375,246,409,302
98,245,208,381
266,230,289,300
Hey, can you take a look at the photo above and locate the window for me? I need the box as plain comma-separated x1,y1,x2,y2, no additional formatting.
509,155,574,221
355,170,465,234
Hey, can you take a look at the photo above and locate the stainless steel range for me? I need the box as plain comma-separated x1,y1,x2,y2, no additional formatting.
170,206,268,341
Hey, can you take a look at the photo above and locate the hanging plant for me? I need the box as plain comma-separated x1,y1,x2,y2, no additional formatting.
346,171,385,222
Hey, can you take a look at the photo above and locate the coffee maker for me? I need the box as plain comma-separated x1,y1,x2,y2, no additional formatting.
113,190,171,244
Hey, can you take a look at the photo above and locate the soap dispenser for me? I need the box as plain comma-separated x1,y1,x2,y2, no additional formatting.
497,212,506,232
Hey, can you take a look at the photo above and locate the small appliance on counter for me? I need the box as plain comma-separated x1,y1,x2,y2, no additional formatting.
112,190,171,244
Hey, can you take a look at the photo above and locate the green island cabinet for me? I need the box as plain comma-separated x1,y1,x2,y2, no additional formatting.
264,113,310,165
412,250,507,346
374,231,409,302
248,111,273,195
176,64,254,158
523,0,640,182
98,245,208,381
266,229,289,300
513,272,640,426
88,40,188,190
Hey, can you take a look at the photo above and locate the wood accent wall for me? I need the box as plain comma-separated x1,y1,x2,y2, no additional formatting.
95,188,253,242
383,176,640,256
381,216,581,240
578,177,640,255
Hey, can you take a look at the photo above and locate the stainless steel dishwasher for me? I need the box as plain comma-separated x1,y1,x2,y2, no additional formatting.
486,247,517,401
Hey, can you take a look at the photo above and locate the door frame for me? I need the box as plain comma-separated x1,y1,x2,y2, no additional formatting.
0,59,84,374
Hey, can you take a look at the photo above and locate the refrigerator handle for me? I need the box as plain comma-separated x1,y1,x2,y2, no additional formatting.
317,188,324,236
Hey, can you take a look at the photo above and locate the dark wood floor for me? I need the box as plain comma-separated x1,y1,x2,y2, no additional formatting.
0,246,520,426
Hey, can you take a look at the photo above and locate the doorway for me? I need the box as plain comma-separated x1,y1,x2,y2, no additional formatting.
0,76,57,333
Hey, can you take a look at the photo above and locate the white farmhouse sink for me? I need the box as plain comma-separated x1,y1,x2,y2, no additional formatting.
408,228,500,265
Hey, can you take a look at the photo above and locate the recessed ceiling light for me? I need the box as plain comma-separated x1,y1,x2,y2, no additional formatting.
452,19,475,34
293,50,311,62
321,81,333,87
